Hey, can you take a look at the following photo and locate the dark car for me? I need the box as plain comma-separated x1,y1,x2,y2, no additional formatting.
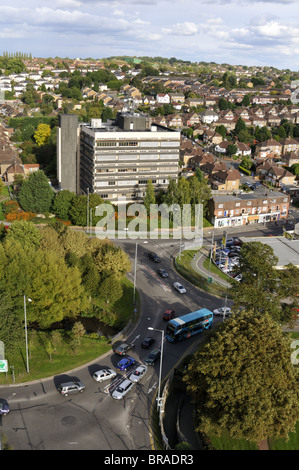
163,309,175,321
157,268,168,278
143,348,161,366
116,356,136,371
113,342,135,356
0,399,9,416
141,337,155,349
147,252,161,263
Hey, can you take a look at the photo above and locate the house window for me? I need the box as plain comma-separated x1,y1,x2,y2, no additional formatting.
218,204,223,208
235,202,240,206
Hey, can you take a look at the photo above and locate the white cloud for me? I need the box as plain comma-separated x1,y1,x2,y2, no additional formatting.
162,22,199,36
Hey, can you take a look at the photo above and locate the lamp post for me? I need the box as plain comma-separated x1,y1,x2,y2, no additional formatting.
23,295,32,374
148,326,164,410
133,242,138,305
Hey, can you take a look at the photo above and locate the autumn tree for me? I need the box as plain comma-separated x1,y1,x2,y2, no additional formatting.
34,123,51,147
184,311,299,444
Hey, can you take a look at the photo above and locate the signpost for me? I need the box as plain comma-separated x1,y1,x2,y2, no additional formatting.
0,360,8,373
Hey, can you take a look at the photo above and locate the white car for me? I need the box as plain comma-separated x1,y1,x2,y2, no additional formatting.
93,368,117,382
129,365,148,383
213,307,232,316
173,282,186,294
111,379,134,400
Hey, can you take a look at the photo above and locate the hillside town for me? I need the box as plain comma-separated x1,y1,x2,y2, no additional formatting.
1,55,299,229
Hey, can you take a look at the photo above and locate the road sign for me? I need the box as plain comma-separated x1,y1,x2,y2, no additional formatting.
0,360,8,372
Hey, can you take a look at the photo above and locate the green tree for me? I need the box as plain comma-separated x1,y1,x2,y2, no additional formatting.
144,179,156,214
226,144,238,157
184,310,299,444
5,220,42,248
230,242,283,320
52,190,75,220
99,274,123,304
18,170,54,213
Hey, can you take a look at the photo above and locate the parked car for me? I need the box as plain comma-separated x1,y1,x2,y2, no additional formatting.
111,379,134,400
147,252,161,263
141,336,155,349
57,381,86,397
116,356,136,371
157,268,168,278
173,281,186,294
0,399,9,416
93,368,117,382
233,274,243,282
113,342,135,356
163,309,175,321
129,365,148,383
213,307,232,316
143,348,161,366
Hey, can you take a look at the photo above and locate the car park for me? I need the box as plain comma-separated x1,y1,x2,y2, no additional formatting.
157,268,168,278
0,399,9,416
93,368,117,382
213,307,232,316
173,281,186,294
141,336,155,349
143,348,161,366
163,309,175,321
147,252,161,263
111,379,134,400
129,365,148,383
113,342,135,356
116,356,136,371
57,381,86,397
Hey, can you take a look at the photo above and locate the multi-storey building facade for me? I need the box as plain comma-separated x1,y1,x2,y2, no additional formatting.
208,192,290,228
58,112,180,202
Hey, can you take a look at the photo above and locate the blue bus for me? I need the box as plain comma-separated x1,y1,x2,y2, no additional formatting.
165,308,213,343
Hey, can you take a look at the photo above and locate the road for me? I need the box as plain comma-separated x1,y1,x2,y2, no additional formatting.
0,237,227,450
0,223,296,450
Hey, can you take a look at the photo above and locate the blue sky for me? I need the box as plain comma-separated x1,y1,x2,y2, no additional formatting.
0,0,299,69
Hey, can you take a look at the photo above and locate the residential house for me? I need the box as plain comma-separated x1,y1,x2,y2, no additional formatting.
199,109,219,124
156,93,170,104
208,192,290,228
203,130,223,145
209,168,241,191
188,152,215,170
281,152,299,167
280,138,299,155
265,166,296,187
169,93,185,103
184,112,200,126
166,113,183,128
255,139,283,158
235,142,251,157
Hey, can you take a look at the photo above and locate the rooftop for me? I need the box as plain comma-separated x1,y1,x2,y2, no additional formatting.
240,236,299,269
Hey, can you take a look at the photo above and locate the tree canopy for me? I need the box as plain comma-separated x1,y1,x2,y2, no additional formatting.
18,170,54,214
184,310,299,444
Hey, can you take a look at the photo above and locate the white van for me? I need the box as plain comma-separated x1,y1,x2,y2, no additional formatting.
111,379,134,400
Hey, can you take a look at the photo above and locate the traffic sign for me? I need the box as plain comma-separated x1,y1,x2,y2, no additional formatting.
0,360,8,372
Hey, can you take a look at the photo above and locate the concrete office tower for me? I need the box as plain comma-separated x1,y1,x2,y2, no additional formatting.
79,112,180,202
57,114,80,193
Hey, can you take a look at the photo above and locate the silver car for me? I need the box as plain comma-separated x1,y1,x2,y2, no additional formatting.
111,379,134,400
93,368,117,382
129,365,148,383
57,381,85,397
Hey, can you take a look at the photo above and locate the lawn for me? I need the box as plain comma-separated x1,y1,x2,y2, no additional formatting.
0,330,111,385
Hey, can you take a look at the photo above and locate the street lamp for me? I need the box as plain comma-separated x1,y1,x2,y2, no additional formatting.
148,326,164,410
23,295,32,374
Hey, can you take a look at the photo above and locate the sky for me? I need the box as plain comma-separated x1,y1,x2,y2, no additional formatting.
1,0,299,70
